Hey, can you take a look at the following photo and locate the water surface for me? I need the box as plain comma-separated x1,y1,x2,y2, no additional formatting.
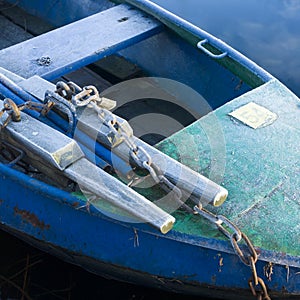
152,0,300,97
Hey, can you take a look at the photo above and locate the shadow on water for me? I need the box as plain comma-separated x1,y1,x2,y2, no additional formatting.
0,230,216,300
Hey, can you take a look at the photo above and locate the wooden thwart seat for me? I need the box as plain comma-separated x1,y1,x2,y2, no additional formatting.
0,4,162,80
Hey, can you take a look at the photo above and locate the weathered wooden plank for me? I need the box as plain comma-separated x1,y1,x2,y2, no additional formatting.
0,15,32,49
0,4,162,80
0,2,54,36
91,54,144,82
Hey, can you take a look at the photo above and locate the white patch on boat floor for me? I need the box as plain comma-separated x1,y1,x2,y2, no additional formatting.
229,102,278,129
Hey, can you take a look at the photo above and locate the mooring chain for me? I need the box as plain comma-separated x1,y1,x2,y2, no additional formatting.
0,98,52,130
194,205,271,300
0,98,21,129
56,82,185,206
105,112,183,199
56,82,271,299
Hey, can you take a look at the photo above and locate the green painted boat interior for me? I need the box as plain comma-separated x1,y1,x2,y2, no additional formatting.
74,78,300,260
156,79,300,258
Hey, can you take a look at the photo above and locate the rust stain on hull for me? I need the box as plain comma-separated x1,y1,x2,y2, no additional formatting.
14,206,50,230
72,201,80,208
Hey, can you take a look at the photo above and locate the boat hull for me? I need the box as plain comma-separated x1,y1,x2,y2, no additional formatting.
1,164,299,299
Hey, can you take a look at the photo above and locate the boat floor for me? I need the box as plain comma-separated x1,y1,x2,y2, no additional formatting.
157,79,300,262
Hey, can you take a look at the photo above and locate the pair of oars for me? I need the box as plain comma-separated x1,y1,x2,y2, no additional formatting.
0,73,228,211
0,97,176,234
0,73,132,177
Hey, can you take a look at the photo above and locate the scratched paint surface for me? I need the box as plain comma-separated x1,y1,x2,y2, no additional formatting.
157,79,300,257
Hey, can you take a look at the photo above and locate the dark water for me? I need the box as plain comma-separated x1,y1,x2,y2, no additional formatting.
1,1,300,299
0,231,201,300
153,0,300,98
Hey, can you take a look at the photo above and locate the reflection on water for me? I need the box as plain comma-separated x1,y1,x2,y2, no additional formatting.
152,0,300,97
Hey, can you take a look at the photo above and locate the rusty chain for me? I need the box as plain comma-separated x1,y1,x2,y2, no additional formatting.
0,98,21,129
2,84,272,299
194,205,271,300
56,82,190,210
0,98,53,131
56,82,272,299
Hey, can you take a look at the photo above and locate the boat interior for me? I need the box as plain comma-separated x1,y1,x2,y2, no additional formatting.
0,0,264,142
1,0,300,270
0,0,262,201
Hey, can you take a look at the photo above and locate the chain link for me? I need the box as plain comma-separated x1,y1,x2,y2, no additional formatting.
56,82,186,206
94,102,185,205
56,82,271,300
91,94,185,204
0,98,22,130
249,277,272,300
0,98,54,131
193,205,271,300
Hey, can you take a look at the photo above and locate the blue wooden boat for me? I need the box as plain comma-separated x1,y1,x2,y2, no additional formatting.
0,1,299,299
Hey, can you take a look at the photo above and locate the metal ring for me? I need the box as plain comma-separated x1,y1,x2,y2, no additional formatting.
4,98,21,122
56,81,73,100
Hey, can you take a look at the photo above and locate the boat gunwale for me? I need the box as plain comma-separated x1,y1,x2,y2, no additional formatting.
4,0,274,87
1,162,299,269
114,0,274,86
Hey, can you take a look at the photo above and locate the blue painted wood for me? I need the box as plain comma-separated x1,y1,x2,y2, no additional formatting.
0,0,259,111
1,163,299,299
0,4,162,80
0,69,133,177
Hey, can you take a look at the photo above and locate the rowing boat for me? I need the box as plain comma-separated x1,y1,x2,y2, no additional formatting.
0,1,299,299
